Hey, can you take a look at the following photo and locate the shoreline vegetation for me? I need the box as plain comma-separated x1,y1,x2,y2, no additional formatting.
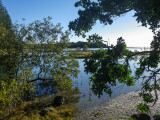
72,51,91,58
0,49,151,58
72,49,151,58
0,48,152,120
1,0,160,119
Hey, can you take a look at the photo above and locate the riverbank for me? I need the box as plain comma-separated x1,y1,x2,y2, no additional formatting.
72,50,150,58
73,91,160,120
73,51,91,58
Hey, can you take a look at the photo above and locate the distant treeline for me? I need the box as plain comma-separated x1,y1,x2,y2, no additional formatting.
24,41,107,49
69,41,107,48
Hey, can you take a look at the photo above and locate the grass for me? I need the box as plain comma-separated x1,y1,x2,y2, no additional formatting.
0,99,76,120
0,89,80,120
72,51,91,58
8,103,76,120
71,50,150,59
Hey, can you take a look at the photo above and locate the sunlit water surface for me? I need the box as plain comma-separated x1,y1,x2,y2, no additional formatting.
34,48,150,110
72,57,144,110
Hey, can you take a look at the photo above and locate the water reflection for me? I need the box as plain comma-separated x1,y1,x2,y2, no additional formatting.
73,59,143,110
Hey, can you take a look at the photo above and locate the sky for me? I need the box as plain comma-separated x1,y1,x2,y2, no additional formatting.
2,0,154,47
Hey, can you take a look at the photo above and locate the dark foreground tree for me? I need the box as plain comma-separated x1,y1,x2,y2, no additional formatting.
70,0,160,113
69,0,160,36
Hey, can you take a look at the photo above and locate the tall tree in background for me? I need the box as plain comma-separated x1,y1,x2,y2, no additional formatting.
0,0,18,78
0,0,32,114
0,0,12,29
70,0,160,112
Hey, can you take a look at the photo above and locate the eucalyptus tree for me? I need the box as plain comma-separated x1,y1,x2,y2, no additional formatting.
69,0,160,112
23,17,79,96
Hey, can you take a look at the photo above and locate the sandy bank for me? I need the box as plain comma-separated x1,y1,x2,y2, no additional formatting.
73,91,160,120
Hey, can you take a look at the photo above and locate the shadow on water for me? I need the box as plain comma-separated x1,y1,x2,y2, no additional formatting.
73,57,144,110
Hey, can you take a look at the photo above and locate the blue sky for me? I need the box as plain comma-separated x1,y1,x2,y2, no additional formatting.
2,0,154,47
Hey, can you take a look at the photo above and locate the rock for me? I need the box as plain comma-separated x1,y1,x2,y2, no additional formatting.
131,114,151,120
153,114,160,120
53,96,65,106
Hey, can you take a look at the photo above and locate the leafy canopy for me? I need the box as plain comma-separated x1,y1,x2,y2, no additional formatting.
70,0,160,113
69,0,160,37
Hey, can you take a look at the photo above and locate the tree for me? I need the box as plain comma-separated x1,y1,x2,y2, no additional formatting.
69,0,160,37
1,17,79,119
70,0,160,113
0,0,34,114
0,1,80,117
0,0,12,30
87,33,105,47
0,1,17,80
69,40,107,48
83,44,88,51
0,16,80,101
23,17,79,96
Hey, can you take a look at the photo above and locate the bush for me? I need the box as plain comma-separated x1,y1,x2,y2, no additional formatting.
0,69,35,116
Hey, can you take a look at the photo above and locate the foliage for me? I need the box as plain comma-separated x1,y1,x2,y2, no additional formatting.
8,16,80,96
87,33,103,47
0,0,21,79
0,69,35,115
83,44,88,51
84,37,134,97
69,41,107,48
0,0,12,30
0,1,80,119
126,117,135,120
0,1,31,114
69,0,160,36
70,0,160,113
0,87,80,120
137,103,150,113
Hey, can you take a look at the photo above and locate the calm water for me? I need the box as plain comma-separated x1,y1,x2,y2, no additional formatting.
73,58,144,110
65,47,151,52
33,47,150,110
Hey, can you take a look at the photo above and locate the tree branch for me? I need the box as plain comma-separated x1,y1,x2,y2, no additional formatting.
127,51,151,59
29,78,55,83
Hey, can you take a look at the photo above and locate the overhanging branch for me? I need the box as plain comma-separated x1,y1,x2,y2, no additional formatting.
29,78,55,83
127,50,151,59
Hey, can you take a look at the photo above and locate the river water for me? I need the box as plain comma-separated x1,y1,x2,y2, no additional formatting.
72,57,144,110
65,47,151,52
34,47,150,110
